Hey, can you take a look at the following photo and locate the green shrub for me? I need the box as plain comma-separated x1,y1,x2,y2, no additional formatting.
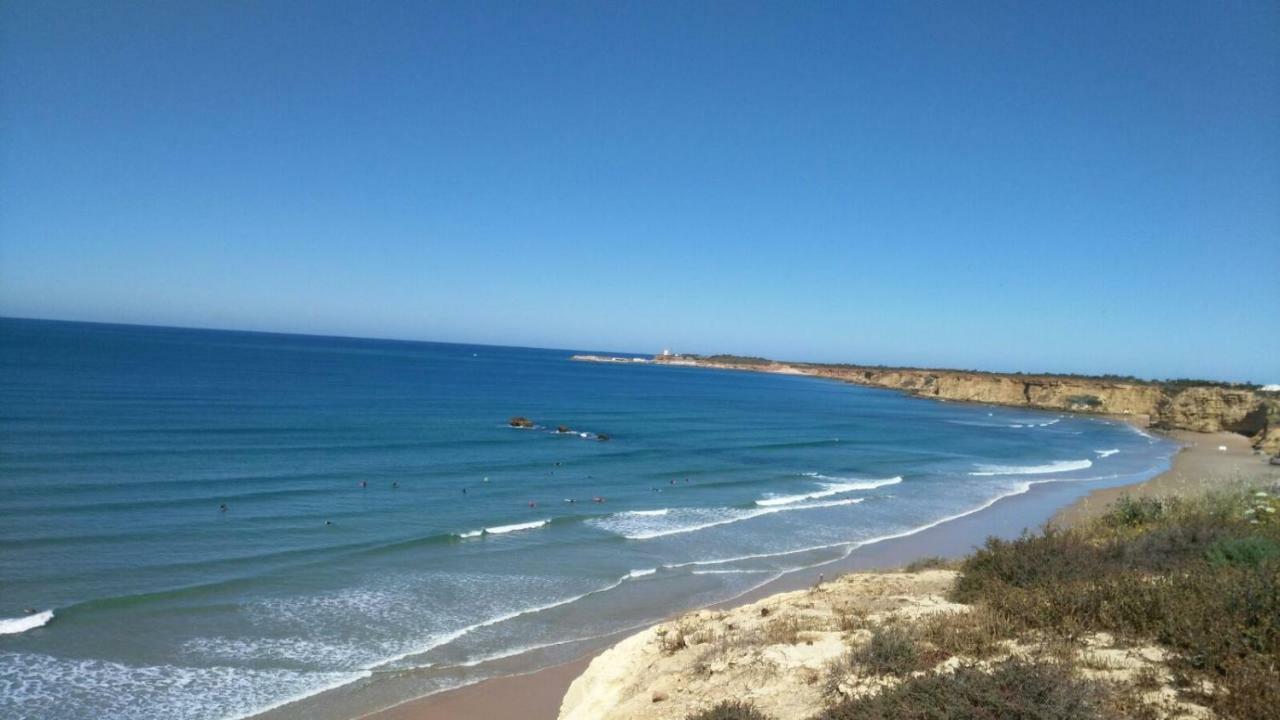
902,556,951,572
950,529,1105,606
1066,394,1104,409
920,608,1009,659
949,488,1280,719
814,657,1105,720
1204,536,1280,567
848,625,928,677
686,699,773,720
1104,495,1171,528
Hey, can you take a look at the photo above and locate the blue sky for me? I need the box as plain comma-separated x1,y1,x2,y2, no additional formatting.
2,2,1277,382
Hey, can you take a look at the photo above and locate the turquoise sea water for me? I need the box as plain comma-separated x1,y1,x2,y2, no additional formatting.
0,318,1176,719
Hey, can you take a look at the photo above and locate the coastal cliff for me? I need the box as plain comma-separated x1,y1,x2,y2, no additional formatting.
561,483,1280,720
646,356,1280,454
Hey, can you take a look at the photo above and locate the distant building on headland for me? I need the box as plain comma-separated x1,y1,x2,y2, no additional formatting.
570,353,651,364
571,349,695,365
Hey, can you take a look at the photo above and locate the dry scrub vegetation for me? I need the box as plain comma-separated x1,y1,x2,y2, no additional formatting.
673,486,1280,720
561,485,1279,720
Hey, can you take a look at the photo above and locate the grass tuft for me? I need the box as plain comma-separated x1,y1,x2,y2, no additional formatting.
946,487,1280,718
815,656,1105,720
686,699,773,720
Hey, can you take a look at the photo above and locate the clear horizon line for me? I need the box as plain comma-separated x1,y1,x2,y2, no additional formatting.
1,313,1261,387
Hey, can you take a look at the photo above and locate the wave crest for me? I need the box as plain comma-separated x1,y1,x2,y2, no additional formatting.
0,610,53,635
593,497,865,540
456,520,549,538
968,459,1092,476
756,475,901,506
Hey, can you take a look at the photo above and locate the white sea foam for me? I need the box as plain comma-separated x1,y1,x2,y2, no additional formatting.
754,475,902,507
183,636,382,669
595,497,865,540
0,650,365,720
669,474,1122,573
969,459,1092,476
482,520,549,535
454,520,547,538
371,565,663,671
1094,449,1120,458
624,509,670,516
1130,425,1157,441
0,610,52,635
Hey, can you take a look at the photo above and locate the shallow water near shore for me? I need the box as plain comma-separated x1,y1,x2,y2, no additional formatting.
0,318,1177,719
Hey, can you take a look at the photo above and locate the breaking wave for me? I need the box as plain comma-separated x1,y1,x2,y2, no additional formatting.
592,497,865,540
456,520,549,538
0,610,53,635
756,475,902,506
969,459,1092,476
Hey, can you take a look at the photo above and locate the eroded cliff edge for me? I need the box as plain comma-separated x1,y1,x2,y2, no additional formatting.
647,355,1280,454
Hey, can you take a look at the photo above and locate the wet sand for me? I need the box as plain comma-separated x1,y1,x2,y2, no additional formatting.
361,657,590,720
364,427,1279,720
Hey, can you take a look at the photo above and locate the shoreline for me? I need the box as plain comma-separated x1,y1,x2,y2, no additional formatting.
360,424,1278,720
1053,427,1280,527
591,354,1279,455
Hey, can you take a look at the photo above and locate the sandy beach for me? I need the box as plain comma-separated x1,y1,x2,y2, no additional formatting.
1053,428,1280,527
363,425,1279,720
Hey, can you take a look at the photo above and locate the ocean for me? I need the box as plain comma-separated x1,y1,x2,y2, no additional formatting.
0,318,1176,719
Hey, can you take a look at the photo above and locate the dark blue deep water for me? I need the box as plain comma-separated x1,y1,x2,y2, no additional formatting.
0,318,1175,719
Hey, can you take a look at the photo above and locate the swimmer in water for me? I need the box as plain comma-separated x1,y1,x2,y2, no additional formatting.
392,482,399,489
360,480,367,488
219,503,227,512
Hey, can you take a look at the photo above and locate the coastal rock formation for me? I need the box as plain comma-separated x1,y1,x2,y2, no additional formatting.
509,416,536,428
1151,388,1269,435
559,571,963,720
646,355,1280,454
558,569,1207,720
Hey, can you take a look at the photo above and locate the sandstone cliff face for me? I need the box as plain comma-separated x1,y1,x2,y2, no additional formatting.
1152,388,1267,433
652,357,1279,454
